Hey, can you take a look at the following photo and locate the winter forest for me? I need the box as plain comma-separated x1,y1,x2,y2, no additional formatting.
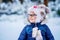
0,0,60,40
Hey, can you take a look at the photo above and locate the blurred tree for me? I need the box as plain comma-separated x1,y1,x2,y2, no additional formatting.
19,0,24,4
49,0,56,2
44,0,48,6
38,0,41,4
44,0,56,6
31,0,38,2
57,9,60,16
2,0,13,3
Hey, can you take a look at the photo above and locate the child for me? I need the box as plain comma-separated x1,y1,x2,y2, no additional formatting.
18,5,54,40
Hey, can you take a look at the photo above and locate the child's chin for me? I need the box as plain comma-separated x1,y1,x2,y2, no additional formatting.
30,21,35,23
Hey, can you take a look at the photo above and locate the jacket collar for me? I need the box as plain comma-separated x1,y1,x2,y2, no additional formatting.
30,22,41,28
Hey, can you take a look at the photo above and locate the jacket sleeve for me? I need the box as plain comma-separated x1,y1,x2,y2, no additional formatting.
18,26,27,40
44,24,54,40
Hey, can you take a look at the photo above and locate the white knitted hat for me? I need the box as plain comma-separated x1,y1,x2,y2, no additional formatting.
27,5,49,23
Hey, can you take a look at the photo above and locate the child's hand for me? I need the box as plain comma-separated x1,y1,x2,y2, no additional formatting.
36,30,43,40
32,27,43,40
32,27,38,38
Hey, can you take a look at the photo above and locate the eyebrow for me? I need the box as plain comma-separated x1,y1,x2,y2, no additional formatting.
28,14,36,15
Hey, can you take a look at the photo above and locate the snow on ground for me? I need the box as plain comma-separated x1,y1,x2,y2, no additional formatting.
46,17,60,40
0,15,60,40
0,15,26,40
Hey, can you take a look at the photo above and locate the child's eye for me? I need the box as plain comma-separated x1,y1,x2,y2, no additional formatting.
28,14,37,16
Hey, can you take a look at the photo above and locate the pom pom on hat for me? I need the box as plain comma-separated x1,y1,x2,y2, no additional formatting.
33,5,38,8
28,5,38,14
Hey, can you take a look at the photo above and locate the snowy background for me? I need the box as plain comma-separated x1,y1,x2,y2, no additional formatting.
0,0,60,40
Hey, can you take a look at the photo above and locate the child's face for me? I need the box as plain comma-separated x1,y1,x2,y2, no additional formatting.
28,10,45,23
28,11,37,23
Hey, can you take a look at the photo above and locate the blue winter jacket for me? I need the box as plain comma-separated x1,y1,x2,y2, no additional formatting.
18,23,54,40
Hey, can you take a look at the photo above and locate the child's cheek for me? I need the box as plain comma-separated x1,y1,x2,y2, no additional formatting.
28,17,36,23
